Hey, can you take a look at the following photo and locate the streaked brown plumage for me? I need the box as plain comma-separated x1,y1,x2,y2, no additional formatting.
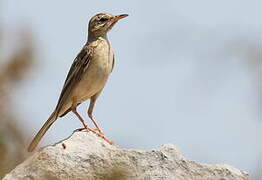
28,13,128,152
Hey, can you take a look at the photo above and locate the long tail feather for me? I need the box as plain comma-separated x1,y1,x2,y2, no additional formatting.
28,111,57,152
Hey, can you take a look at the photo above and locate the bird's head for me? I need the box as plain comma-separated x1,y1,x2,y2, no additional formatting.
88,13,128,40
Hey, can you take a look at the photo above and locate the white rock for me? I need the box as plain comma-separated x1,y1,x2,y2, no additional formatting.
3,132,248,180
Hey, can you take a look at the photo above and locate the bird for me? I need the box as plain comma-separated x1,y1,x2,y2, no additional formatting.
28,13,128,152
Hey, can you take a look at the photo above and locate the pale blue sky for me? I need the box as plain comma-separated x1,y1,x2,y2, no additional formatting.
2,0,262,177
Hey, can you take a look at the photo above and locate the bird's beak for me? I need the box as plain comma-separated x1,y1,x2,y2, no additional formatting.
108,14,128,29
113,14,129,22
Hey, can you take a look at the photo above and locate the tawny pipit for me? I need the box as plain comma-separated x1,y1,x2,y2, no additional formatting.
28,13,128,152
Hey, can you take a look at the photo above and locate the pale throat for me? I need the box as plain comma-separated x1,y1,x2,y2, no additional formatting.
87,31,108,43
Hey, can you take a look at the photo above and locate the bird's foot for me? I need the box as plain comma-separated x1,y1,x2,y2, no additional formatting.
94,132,114,145
74,127,113,145
75,127,103,135
74,127,97,133
94,128,104,135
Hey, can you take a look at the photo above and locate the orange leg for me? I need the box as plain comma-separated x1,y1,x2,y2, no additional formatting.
72,109,97,134
88,94,104,134
72,109,113,145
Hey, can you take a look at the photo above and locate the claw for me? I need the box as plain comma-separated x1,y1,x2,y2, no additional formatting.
74,127,86,132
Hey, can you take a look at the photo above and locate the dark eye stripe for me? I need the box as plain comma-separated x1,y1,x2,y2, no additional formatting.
99,17,108,22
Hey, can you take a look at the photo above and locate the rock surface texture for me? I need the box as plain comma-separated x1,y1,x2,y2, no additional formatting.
3,132,248,180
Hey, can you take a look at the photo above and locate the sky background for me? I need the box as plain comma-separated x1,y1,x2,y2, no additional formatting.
2,0,262,178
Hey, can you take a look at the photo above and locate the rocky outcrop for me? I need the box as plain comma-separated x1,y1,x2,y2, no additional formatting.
3,132,248,180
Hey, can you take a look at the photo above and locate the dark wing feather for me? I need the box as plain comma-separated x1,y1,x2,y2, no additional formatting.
54,44,93,115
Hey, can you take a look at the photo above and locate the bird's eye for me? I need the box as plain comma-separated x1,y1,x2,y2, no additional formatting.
99,17,108,22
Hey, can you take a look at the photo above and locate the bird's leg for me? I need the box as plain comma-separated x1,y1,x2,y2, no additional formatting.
72,108,97,134
72,108,113,145
88,94,104,135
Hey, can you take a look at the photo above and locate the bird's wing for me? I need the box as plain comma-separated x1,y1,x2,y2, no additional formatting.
28,44,94,152
54,44,94,115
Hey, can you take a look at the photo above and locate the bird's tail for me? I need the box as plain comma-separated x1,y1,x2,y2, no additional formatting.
28,111,57,152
